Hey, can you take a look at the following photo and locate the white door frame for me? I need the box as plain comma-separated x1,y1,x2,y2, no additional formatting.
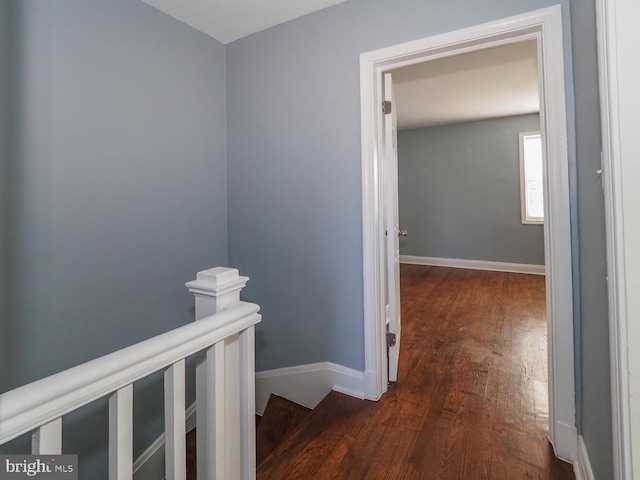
596,0,640,478
360,5,577,462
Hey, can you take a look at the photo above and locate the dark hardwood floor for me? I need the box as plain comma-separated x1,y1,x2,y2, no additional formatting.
257,265,575,479
257,395,312,465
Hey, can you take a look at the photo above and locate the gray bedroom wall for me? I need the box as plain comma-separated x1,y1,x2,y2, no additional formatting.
226,0,576,373
397,114,544,265
0,0,19,392
0,1,227,477
570,0,613,478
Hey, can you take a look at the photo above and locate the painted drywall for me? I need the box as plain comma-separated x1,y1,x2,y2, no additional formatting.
397,114,543,265
0,1,227,477
0,0,17,385
0,0,613,476
0,0,19,395
226,0,576,373
569,0,613,478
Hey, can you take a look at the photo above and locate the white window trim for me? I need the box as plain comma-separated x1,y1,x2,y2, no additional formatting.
519,131,544,224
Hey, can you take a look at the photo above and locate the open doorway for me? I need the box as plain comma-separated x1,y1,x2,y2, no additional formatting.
392,40,544,275
387,38,555,473
386,39,544,380
360,6,576,463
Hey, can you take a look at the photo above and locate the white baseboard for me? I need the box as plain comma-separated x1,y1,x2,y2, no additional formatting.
364,369,382,401
574,435,595,480
553,420,578,463
255,362,365,415
400,255,546,275
132,402,196,480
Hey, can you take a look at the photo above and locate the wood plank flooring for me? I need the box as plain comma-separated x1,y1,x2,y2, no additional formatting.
257,265,575,479
257,395,312,464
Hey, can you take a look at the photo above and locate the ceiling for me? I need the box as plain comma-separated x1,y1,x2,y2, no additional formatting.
392,40,540,130
141,0,348,44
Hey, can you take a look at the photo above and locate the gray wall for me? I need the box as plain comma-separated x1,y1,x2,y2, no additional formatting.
0,0,613,477
227,0,575,370
570,0,613,478
226,0,576,373
0,0,19,392
397,114,544,265
0,1,227,477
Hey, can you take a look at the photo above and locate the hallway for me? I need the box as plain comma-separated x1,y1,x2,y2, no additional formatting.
257,265,575,479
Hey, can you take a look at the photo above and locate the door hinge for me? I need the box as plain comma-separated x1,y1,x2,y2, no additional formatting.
383,100,392,115
387,332,396,348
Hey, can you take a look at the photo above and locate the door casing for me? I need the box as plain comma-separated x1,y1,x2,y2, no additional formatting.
596,0,640,477
359,5,577,462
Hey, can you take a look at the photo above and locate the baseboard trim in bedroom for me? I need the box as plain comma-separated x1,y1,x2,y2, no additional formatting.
399,255,545,275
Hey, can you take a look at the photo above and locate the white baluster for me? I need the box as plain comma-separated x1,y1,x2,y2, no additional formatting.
186,267,249,480
109,384,133,480
31,417,62,454
224,334,241,480
240,326,257,480
165,359,186,480
195,353,209,480
208,341,226,479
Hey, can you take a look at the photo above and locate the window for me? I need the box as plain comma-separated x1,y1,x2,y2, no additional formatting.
519,131,544,224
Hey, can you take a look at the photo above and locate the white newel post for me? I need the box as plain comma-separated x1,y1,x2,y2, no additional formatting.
186,268,255,480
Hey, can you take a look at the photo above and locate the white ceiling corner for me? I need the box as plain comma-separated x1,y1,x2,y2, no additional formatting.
141,0,348,44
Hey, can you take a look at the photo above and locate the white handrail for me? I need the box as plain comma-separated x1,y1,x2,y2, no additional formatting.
0,301,260,445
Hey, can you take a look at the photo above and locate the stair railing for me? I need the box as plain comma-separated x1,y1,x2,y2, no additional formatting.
0,267,261,480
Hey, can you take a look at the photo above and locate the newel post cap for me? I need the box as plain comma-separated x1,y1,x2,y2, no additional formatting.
185,267,249,298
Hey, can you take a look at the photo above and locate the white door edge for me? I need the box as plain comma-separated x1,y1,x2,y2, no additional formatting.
360,5,577,461
383,73,401,382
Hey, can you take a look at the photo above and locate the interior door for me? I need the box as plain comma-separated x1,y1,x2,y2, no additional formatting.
384,72,401,382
